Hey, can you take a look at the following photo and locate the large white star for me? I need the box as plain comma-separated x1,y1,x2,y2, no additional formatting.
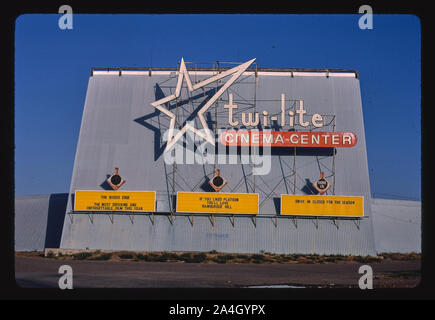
151,57,256,151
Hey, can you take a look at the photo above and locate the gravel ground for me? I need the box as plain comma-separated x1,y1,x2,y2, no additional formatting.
15,254,420,289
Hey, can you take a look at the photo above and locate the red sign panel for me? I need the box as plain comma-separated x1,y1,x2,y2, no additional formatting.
220,131,357,148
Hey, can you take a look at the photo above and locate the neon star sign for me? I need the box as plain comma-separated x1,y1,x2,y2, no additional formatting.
151,58,256,151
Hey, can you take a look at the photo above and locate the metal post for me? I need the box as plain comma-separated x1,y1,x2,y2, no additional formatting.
354,219,361,230
253,65,257,193
214,62,219,168
313,217,319,229
171,97,178,213
292,217,298,229
293,147,297,194
128,214,134,224
332,116,336,195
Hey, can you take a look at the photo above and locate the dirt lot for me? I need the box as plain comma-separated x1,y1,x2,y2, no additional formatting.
15,251,421,288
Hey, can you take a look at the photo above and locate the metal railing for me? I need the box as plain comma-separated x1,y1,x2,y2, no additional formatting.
90,66,359,78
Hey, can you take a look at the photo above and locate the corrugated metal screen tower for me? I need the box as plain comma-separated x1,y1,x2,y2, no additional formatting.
60,60,376,255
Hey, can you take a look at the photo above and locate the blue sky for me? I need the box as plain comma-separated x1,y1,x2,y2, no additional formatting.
14,14,421,200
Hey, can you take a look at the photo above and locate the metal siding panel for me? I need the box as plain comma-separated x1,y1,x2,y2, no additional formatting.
371,198,421,253
15,195,50,251
60,214,379,255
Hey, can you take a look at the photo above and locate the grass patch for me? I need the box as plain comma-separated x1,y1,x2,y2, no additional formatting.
32,250,420,265
192,253,207,263
135,252,168,262
380,253,421,261
213,254,236,264
222,254,235,260
251,254,266,261
136,253,145,259
151,255,168,262
354,256,383,263
72,252,93,260
179,252,192,262
91,253,112,261
213,257,228,264
145,253,160,262
134,252,207,263
161,252,179,261
236,254,249,259
323,257,341,263
384,271,420,279
144,253,158,262
279,255,298,262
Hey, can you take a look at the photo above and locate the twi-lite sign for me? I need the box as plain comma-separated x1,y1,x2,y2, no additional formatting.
76,59,362,218
151,58,357,150
222,92,357,148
